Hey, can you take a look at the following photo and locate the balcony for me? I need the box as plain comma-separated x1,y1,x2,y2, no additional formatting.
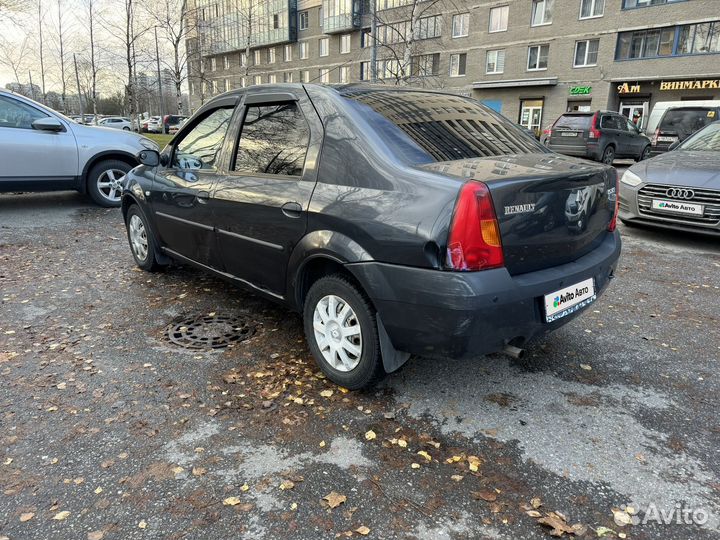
322,0,361,34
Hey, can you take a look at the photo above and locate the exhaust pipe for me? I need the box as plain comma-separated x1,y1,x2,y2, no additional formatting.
503,344,525,359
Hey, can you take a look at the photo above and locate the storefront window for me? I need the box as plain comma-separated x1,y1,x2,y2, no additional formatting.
519,99,544,136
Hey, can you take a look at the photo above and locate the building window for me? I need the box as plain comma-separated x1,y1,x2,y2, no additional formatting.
224,79,230,91
240,77,246,88
486,49,505,74
268,47,276,64
360,61,370,80
240,52,247,67
299,41,309,59
269,74,277,84
320,68,330,83
361,29,372,48
452,13,469,38
489,5,508,33
299,10,309,29
284,44,293,62
190,82,195,95
411,53,439,77
527,44,549,70
418,15,442,39
212,80,218,93
580,0,604,18
574,39,599,67
211,57,217,71
340,34,351,54
340,66,350,83
253,75,262,85
223,56,230,69
254,50,262,65
301,70,310,83
284,72,293,83
614,21,720,60
449,53,467,77
319,37,329,57
623,0,684,8
531,0,553,26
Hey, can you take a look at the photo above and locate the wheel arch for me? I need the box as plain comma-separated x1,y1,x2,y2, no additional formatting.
81,151,138,193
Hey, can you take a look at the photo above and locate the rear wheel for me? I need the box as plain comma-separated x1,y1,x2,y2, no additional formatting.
303,275,385,390
601,146,615,165
637,145,651,161
125,205,162,271
87,159,132,207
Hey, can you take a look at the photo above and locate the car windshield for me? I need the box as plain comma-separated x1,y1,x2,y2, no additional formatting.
678,122,720,151
340,89,545,163
658,108,718,138
554,115,592,130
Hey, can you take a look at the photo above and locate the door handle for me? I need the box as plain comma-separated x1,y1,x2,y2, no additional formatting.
281,201,302,218
196,190,210,204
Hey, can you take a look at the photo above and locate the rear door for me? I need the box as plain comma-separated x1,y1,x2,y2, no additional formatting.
210,88,324,298
655,107,717,153
150,99,237,267
548,114,591,154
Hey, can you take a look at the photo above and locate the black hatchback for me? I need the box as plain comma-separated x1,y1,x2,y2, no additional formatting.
548,111,651,164
122,84,620,389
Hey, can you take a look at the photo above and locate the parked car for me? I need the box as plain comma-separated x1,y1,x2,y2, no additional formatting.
0,89,158,207
122,84,621,389
163,114,188,134
146,116,163,133
98,116,132,131
548,111,651,164
540,124,553,146
649,104,720,156
619,120,720,236
168,119,185,135
644,100,719,138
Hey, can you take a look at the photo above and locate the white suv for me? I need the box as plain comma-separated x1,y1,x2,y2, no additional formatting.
0,90,158,207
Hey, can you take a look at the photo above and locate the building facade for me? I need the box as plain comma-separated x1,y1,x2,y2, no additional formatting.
188,0,720,134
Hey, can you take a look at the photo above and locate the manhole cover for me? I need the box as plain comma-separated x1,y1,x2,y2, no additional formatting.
165,315,256,350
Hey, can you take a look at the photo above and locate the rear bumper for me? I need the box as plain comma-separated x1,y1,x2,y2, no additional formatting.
548,142,600,161
349,231,621,359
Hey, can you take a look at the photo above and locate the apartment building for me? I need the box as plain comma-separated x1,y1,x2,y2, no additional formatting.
188,0,720,134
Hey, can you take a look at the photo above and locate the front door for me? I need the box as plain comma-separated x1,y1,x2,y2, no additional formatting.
520,99,544,137
0,95,78,190
620,101,648,132
210,89,323,298
151,103,236,267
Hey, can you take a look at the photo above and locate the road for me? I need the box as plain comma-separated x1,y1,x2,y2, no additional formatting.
0,186,718,540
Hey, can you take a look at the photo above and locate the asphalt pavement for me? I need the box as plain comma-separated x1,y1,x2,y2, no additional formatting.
0,184,718,540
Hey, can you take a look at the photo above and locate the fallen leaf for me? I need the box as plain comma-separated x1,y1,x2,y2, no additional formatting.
53,510,70,520
537,512,577,537
397,439,407,448
94,487,103,494
451,475,464,482
410,463,420,469
172,466,184,475
355,525,371,535
88,531,104,540
531,497,543,509
473,490,497,502
613,510,632,526
3,458,12,465
580,364,592,371
526,510,542,518
138,520,147,529
192,467,207,477
323,491,347,509
223,496,242,506
365,430,376,441
280,480,295,490
596,526,617,537
240,483,250,492
291,502,298,510
320,389,333,397
20,512,34,522
417,450,432,461
319,440,326,448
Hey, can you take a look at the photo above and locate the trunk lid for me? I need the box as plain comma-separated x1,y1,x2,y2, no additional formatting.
419,153,615,275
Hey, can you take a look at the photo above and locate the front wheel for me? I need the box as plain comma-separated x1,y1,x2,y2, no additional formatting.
87,159,132,207
601,146,615,165
125,205,162,271
303,275,385,390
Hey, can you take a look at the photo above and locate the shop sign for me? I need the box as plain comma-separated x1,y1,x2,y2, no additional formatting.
660,79,720,90
570,86,592,95
617,82,641,94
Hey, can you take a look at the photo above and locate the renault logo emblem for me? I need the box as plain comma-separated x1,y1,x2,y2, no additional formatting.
666,188,695,200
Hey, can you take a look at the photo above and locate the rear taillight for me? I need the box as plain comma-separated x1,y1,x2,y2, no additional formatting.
651,128,659,146
446,182,504,271
589,112,601,139
608,171,620,232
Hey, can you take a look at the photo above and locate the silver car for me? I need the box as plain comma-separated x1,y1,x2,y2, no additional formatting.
619,121,720,236
0,90,158,207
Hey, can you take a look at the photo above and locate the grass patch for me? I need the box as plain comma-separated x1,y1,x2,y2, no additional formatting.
144,133,173,147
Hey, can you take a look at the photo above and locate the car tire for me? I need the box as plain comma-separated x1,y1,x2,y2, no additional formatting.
637,145,650,161
601,146,615,165
303,275,385,390
125,205,162,272
123,126,130,131
87,159,132,207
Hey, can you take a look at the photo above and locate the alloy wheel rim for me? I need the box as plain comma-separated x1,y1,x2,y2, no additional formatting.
313,294,362,372
97,168,127,202
128,214,148,262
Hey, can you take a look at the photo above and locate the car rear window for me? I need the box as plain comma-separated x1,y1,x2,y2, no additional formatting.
554,115,592,130
658,108,718,137
340,89,545,162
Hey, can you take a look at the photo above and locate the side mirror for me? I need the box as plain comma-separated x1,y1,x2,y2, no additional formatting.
137,149,160,167
668,140,681,151
159,152,170,167
32,117,65,132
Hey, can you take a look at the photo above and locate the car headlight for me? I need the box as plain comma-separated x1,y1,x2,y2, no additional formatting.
620,170,643,187
139,137,159,151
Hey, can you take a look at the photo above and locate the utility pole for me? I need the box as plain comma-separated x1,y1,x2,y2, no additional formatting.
28,71,36,100
154,26,164,122
370,0,377,82
74,53,84,118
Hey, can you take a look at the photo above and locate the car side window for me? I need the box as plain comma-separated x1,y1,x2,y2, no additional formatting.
172,107,233,170
0,95,48,129
600,115,614,130
234,102,309,176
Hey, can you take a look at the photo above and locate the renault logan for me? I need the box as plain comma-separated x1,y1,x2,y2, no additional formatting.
122,84,621,389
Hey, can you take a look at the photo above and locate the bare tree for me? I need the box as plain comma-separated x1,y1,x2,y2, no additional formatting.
151,0,189,114
0,34,31,85
50,0,70,111
36,0,46,102
88,0,99,118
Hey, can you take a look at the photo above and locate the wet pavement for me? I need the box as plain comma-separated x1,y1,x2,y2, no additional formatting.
1,191,718,540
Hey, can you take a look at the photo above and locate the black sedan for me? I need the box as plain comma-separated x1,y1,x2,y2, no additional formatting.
619,121,720,235
122,84,621,389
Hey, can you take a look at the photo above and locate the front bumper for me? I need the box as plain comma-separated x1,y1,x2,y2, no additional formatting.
349,231,621,359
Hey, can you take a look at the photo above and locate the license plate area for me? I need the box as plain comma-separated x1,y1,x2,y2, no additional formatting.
544,278,596,323
560,131,579,137
651,199,704,216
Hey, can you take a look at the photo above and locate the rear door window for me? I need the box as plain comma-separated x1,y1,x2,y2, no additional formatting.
658,108,718,138
555,115,591,130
